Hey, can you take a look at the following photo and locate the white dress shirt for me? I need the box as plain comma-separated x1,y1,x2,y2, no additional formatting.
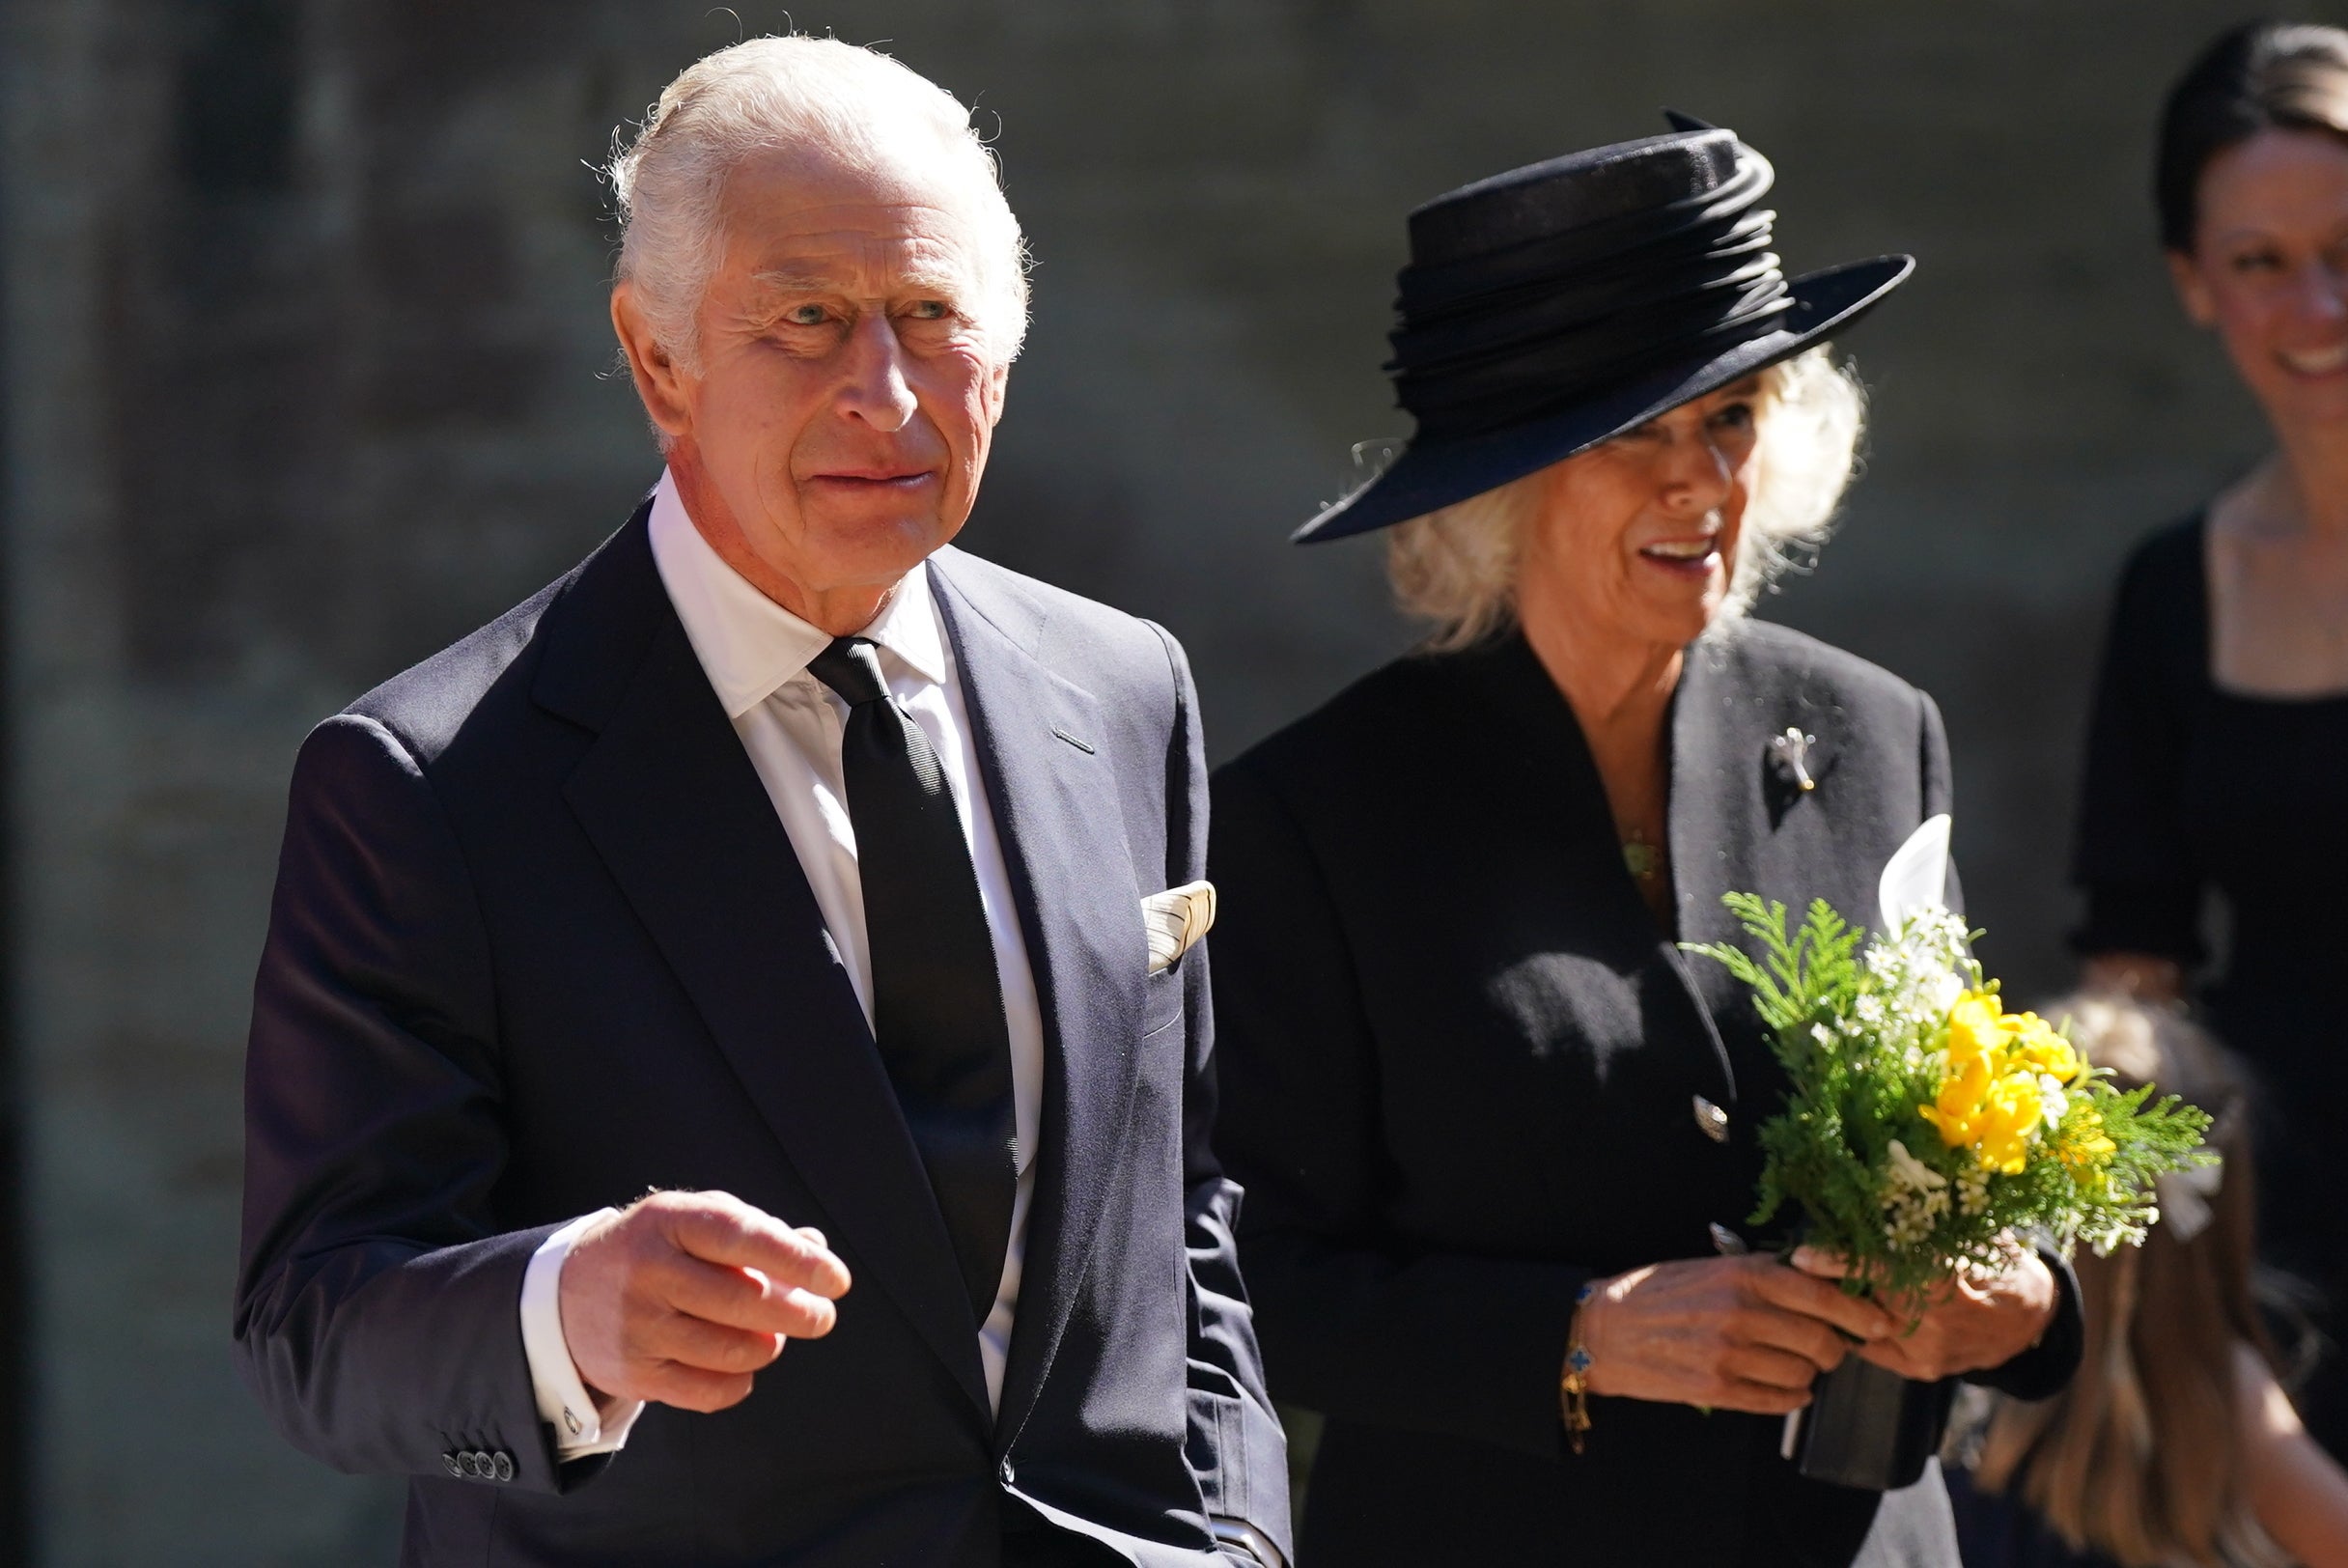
518,470,1048,1458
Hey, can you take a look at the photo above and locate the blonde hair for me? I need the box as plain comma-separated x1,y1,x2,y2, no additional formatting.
605,36,1030,373
1969,994,2288,1568
1384,347,1866,652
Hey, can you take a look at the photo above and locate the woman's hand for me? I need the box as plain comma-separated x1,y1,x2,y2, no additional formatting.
1577,1255,1897,1415
1791,1241,2055,1382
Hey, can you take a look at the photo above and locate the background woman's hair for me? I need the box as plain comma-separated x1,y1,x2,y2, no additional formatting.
1384,346,1866,652
2156,20,2348,253
1970,995,2288,1568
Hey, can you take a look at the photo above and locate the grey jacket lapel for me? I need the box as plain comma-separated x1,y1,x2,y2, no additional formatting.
926,551,1148,1440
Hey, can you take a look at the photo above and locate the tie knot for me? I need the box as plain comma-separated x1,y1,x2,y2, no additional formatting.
807,636,892,707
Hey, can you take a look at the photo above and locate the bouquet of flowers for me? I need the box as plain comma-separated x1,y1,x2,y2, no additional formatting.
1685,819,2210,1304
1683,817,2211,1489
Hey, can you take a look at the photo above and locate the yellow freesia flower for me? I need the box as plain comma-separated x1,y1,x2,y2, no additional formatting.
1974,1074,2042,1174
2010,1012,2082,1084
1920,1045,1995,1148
1945,991,2009,1066
2057,1108,2117,1167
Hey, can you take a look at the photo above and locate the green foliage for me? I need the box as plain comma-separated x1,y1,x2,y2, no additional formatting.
1684,894,2211,1307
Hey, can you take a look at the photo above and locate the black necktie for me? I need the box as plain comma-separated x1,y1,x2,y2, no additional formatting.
806,635,1018,1327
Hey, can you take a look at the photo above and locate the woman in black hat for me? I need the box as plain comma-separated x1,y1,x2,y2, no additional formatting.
1209,121,2082,1566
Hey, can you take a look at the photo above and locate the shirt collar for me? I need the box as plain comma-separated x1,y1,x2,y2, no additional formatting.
646,468,950,720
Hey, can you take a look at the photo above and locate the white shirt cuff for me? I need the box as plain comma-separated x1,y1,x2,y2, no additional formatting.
520,1208,645,1460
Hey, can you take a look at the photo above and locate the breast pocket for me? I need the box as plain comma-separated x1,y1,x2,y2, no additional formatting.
1141,960,1187,1039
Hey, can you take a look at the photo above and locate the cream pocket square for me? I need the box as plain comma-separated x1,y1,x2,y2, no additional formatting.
1142,881,1216,975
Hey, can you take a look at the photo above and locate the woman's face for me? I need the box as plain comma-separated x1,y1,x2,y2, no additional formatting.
2170,126,2348,431
1519,378,1763,654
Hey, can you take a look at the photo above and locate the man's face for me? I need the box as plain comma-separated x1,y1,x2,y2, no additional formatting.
618,144,1010,618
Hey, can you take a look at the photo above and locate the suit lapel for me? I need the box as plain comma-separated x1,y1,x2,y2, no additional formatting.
1668,626,1858,1106
540,518,989,1417
926,553,1146,1441
1663,634,1754,1104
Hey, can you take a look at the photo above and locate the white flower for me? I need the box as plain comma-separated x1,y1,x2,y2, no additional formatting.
2037,1074,2070,1128
1886,1138,1947,1194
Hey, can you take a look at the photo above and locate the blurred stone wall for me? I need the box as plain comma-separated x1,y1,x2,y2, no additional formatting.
0,1,2313,1560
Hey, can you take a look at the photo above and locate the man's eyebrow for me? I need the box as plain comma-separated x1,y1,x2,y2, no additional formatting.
746,260,974,297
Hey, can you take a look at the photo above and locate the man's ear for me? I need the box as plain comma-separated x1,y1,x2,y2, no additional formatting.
611,283,696,440
984,355,1010,429
2166,249,2218,328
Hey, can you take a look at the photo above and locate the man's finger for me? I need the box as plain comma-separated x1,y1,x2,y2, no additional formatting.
633,1310,789,1377
654,1251,843,1339
655,1195,853,1298
636,1359,758,1414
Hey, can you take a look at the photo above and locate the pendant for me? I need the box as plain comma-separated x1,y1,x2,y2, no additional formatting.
1622,838,1660,882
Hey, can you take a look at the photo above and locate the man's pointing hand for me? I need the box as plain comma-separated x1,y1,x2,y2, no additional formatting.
559,1190,852,1414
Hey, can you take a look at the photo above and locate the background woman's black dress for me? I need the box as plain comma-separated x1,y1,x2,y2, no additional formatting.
2073,515,2348,1459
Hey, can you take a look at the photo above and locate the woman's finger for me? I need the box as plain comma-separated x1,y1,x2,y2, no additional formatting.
1747,1261,1896,1343
1788,1246,1848,1279
1725,1340,1837,1391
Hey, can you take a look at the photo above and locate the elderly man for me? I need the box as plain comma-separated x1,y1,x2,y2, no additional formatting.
233,37,1288,1568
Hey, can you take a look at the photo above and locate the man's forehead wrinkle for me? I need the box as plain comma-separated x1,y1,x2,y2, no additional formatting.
742,233,975,296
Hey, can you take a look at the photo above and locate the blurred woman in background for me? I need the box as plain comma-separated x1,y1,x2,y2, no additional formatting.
1949,994,2348,1568
2072,19,2348,1462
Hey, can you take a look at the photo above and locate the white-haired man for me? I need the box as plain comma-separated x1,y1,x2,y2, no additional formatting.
234,38,1289,1568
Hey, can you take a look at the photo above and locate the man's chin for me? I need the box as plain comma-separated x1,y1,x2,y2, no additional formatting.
800,514,962,585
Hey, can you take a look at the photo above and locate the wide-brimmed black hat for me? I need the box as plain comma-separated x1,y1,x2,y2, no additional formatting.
1295,115,1912,543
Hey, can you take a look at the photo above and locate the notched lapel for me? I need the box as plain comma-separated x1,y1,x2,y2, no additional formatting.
928,557,1147,1440
553,583,990,1418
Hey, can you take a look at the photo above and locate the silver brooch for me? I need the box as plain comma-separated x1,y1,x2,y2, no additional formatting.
1768,727,1818,793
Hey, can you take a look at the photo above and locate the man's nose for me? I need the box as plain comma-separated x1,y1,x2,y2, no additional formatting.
834,312,917,432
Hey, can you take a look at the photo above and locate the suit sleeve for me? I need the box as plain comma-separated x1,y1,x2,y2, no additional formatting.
233,713,585,1495
1210,758,1592,1466
1149,626,1294,1566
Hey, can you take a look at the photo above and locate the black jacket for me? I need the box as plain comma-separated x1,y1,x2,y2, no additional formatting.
235,505,1289,1567
1210,622,2076,1567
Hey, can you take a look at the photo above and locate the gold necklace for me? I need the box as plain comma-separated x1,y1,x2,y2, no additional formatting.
1622,830,1662,882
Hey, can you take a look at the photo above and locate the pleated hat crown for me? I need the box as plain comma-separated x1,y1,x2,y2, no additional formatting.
1296,118,1910,543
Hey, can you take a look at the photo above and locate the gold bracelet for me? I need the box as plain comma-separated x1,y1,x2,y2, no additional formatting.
1561,1280,1597,1455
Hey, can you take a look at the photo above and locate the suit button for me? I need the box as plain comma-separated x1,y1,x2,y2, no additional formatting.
491,1451,515,1483
441,1452,464,1479
1692,1095,1729,1143
464,1451,488,1478
998,1457,1016,1487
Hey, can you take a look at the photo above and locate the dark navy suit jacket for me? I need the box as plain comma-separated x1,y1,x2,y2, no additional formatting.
234,504,1288,1567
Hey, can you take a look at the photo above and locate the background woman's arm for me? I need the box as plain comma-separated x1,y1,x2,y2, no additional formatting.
2239,1341,2348,1568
